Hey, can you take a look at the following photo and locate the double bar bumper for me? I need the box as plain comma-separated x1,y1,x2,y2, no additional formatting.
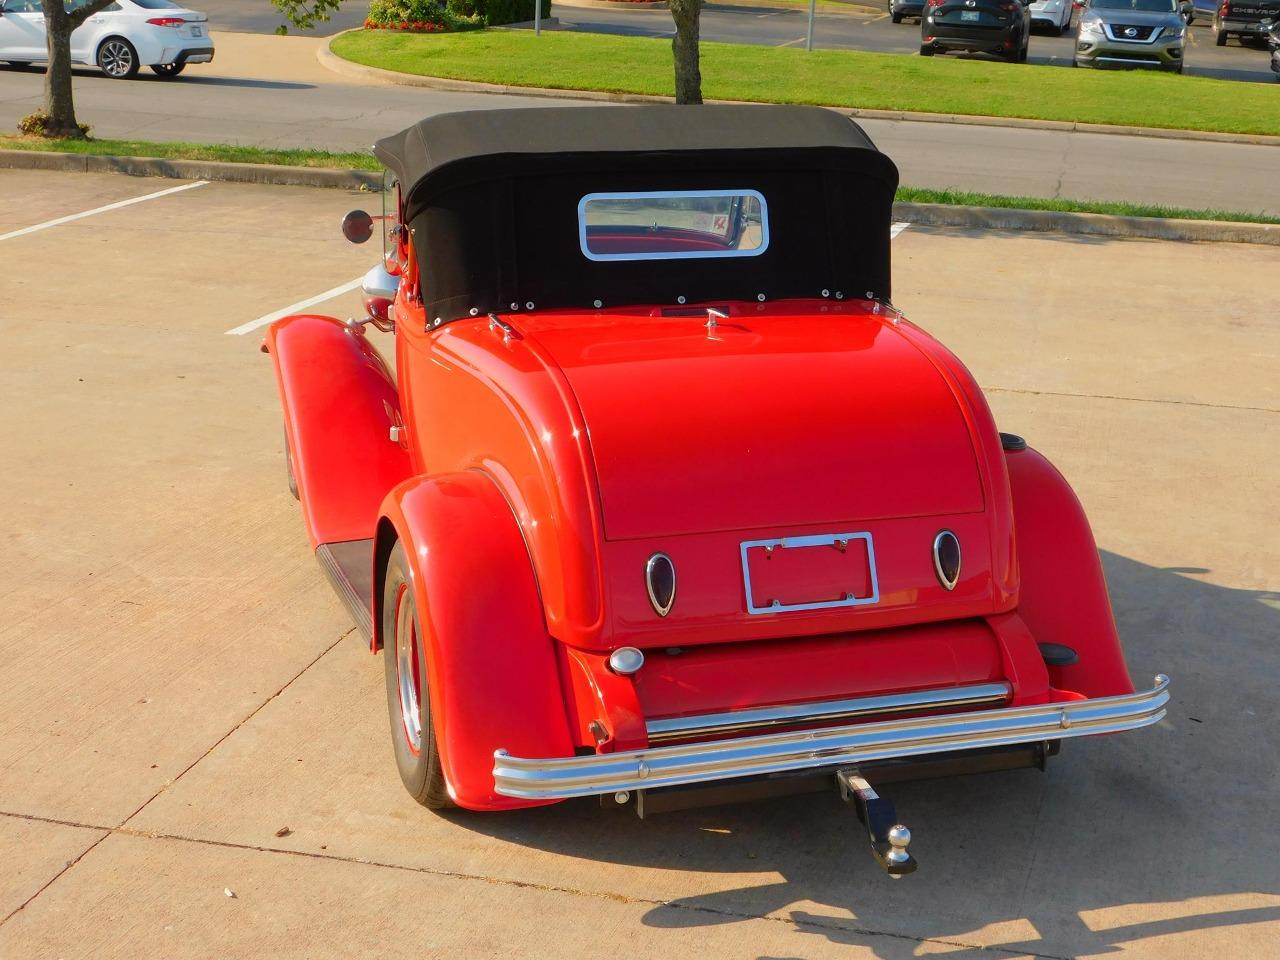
493,675,1169,800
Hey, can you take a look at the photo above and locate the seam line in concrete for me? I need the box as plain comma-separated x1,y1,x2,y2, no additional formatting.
0,826,112,927
117,628,354,830
0,628,352,929
985,386,1278,415
0,809,1072,959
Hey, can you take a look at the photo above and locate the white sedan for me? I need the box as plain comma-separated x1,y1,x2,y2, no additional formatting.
0,0,213,79
1029,0,1074,33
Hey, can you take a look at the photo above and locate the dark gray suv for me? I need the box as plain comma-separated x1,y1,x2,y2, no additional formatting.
1074,0,1188,72
921,0,1033,61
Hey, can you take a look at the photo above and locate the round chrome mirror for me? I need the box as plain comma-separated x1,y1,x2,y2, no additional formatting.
341,209,374,244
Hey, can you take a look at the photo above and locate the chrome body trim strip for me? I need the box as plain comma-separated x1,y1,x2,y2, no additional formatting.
645,682,1012,743
740,531,880,615
493,675,1170,799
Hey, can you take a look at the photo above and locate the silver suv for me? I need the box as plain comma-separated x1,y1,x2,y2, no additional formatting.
1074,0,1187,72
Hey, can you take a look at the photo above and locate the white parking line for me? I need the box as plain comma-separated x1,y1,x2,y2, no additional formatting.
225,276,365,336
0,180,208,243
891,221,910,239
777,36,808,46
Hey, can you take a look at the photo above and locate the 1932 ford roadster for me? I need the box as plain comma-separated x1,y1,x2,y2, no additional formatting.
265,105,1168,875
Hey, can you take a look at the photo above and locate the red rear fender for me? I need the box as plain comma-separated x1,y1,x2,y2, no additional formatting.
376,471,575,810
264,315,409,547
1007,446,1134,698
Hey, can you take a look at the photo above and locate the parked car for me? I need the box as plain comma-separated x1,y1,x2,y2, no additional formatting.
890,0,926,23
1266,16,1280,74
1074,0,1188,71
0,0,212,78
265,105,1168,875
921,0,1032,61
1209,0,1280,44
1029,0,1074,34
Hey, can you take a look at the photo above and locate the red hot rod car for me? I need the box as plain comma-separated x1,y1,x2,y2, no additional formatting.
265,105,1168,875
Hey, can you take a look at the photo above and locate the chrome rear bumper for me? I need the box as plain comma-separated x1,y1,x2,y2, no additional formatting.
493,675,1169,800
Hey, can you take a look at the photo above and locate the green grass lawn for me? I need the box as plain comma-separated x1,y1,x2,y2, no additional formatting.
4,134,1276,224
331,28,1280,137
0,134,379,170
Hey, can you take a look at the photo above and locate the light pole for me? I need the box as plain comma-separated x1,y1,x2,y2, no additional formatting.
806,0,815,50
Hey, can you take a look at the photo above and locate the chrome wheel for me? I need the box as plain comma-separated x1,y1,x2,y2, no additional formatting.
393,582,423,754
98,39,135,78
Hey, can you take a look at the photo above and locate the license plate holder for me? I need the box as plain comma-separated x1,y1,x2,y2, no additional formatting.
740,532,879,615
961,9,981,20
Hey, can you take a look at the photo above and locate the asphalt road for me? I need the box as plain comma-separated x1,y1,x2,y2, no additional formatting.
1,167,1277,960
2,31,1278,216
201,0,371,35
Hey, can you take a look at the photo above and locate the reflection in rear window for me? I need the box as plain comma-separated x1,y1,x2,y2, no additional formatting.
578,190,769,262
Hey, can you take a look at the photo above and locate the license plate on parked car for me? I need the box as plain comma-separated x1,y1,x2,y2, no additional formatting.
961,10,981,19
192,26,202,36
740,532,880,615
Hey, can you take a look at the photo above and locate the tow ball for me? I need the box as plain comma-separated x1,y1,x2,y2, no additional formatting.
836,768,916,877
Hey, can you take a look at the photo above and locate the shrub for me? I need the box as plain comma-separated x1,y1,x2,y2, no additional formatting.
460,0,551,25
365,0,483,30
18,112,92,138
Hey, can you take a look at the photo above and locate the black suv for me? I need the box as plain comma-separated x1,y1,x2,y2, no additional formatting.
921,0,1033,60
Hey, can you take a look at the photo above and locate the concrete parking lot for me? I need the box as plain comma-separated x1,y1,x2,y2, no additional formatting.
0,169,1276,959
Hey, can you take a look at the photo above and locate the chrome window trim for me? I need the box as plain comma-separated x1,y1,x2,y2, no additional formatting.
493,675,1171,799
646,682,1012,743
739,531,879,615
577,189,770,263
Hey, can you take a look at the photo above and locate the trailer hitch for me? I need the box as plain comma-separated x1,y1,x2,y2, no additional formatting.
836,768,916,877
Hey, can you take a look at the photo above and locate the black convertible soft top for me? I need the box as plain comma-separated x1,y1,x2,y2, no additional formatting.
372,105,900,324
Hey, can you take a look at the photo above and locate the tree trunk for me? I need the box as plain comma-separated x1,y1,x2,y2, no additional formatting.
40,0,84,137
669,0,703,105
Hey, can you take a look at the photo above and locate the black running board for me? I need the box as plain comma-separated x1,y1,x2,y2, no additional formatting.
316,539,375,644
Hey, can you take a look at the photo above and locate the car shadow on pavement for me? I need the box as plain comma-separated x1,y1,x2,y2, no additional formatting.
449,551,1279,958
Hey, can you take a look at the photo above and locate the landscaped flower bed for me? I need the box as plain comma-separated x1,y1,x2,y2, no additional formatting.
365,0,483,32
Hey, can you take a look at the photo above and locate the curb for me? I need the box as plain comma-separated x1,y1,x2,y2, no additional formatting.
892,202,1280,246
319,32,1280,149
3,149,1276,246
0,149,381,190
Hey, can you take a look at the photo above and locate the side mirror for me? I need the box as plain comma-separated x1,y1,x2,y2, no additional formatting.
341,209,374,244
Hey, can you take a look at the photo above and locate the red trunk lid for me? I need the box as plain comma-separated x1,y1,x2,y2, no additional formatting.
522,304,985,541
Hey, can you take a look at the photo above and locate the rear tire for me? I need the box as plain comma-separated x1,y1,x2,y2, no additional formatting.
892,11,903,22
1215,28,1228,44
920,43,935,55
150,62,185,77
382,542,452,809
96,37,138,79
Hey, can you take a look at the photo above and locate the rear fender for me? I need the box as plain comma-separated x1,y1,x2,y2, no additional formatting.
376,471,575,810
1007,446,1135,698
264,315,409,547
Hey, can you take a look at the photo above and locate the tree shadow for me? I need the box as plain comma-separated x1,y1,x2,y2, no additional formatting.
6,64,314,90
446,551,1279,957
